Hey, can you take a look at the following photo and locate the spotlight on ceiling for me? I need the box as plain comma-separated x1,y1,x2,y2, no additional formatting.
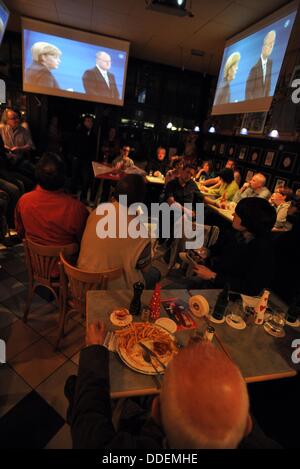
167,122,173,129
208,126,216,133
194,126,200,132
146,0,194,17
240,127,248,135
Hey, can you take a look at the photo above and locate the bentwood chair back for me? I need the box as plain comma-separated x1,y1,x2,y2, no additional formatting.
57,252,123,348
23,237,78,322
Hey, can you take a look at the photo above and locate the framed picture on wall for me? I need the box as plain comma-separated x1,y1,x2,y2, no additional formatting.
218,143,226,156
247,147,262,165
245,169,255,182
241,112,267,134
262,149,277,168
237,146,248,161
226,143,237,159
292,181,300,193
277,152,298,173
211,142,218,154
273,177,288,191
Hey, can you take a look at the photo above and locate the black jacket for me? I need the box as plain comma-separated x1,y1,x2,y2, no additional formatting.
210,233,275,296
82,67,120,99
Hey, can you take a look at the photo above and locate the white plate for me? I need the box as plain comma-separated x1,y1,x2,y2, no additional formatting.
110,310,133,327
155,317,177,333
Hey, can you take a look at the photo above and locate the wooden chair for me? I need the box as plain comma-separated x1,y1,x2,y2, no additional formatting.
23,237,78,322
57,252,123,349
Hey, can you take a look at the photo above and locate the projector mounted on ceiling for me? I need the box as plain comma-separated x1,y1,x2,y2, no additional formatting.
145,0,194,18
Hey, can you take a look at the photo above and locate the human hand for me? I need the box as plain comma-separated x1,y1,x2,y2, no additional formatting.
196,247,209,259
86,321,107,346
193,264,216,281
11,146,19,152
154,171,161,178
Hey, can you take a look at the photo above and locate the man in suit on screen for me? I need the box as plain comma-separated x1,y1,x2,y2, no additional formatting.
245,30,276,100
82,51,120,99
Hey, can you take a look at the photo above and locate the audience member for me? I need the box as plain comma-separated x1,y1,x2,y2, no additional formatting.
203,169,239,206
187,198,276,296
270,186,293,231
200,159,241,188
70,114,97,202
164,157,184,184
165,163,202,207
15,152,89,245
77,174,160,289
66,322,278,449
112,145,134,170
233,173,271,204
147,146,169,177
195,160,215,182
0,108,35,190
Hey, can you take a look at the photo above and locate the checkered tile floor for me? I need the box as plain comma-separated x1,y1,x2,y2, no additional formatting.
0,242,85,448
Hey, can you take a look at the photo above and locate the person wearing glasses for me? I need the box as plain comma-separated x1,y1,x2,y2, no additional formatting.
25,42,62,89
82,51,120,99
112,145,134,171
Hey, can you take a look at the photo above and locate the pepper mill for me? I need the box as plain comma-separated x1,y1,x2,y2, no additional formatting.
129,282,144,316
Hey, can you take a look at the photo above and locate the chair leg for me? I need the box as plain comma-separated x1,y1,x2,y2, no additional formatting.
23,285,35,322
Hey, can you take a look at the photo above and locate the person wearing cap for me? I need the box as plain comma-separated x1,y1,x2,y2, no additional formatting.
25,41,62,88
214,52,241,105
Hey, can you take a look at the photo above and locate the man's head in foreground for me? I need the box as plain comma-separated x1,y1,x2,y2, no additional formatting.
152,341,251,449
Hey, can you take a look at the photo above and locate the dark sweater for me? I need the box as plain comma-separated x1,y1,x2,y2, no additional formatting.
210,233,275,296
71,346,280,449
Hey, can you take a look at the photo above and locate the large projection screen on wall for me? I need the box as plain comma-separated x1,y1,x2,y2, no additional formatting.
0,0,9,47
22,18,130,106
211,1,298,115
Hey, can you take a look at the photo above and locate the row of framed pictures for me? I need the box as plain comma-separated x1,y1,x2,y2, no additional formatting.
204,141,300,174
213,158,300,193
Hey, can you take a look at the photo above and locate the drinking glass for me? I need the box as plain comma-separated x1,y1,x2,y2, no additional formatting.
264,311,286,337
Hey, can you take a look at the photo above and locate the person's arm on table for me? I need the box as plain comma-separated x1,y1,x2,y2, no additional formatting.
71,322,116,449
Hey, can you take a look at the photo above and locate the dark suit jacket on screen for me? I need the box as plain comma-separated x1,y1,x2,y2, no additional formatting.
245,58,272,100
82,67,120,99
25,62,60,88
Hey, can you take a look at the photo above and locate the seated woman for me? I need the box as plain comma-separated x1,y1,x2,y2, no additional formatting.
187,197,277,296
270,186,293,231
195,160,215,182
203,168,239,206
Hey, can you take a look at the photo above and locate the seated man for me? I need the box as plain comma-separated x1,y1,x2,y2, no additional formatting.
270,186,293,232
0,108,36,190
188,197,276,296
233,173,271,204
112,144,134,170
66,321,278,449
15,152,89,245
165,163,202,207
77,174,160,289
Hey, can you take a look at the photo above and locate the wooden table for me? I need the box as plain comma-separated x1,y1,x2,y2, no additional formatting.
207,204,234,223
86,289,299,398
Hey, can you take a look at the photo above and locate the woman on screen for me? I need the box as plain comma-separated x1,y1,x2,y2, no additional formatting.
25,42,62,89
215,52,241,105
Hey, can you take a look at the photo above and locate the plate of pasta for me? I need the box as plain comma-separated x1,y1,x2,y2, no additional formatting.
115,322,178,375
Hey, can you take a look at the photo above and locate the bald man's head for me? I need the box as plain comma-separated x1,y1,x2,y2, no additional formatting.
262,30,276,59
159,342,249,449
250,173,266,190
96,51,112,71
